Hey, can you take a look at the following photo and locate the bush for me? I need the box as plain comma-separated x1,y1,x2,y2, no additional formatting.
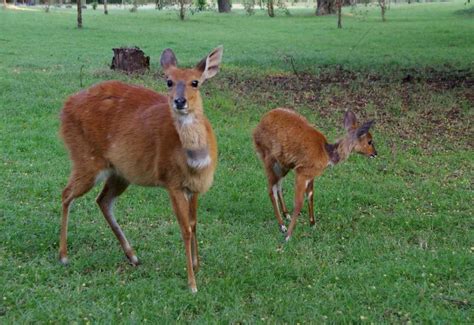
243,0,255,15
195,0,206,11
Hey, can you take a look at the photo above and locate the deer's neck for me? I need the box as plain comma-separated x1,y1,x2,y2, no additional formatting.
174,111,210,169
326,136,354,166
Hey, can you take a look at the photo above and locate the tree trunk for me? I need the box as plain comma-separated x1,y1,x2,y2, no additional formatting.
267,0,274,17
378,0,386,22
3,0,6,9
77,0,83,28
111,47,150,74
337,0,342,28
316,0,335,16
104,0,108,14
217,0,231,13
178,0,185,20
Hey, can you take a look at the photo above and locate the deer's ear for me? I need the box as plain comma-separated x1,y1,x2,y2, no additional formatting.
160,48,178,72
195,46,223,81
356,120,375,138
343,110,358,131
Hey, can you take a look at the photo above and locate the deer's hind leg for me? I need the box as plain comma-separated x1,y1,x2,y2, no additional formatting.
305,179,315,226
59,166,101,265
263,159,288,233
96,174,138,265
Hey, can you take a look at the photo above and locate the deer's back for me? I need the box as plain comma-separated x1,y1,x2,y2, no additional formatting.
253,108,330,174
60,80,217,192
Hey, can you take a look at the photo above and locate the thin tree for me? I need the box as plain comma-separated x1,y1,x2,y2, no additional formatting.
178,0,185,20
336,0,342,28
378,0,386,22
3,0,7,9
77,0,83,28
104,0,108,14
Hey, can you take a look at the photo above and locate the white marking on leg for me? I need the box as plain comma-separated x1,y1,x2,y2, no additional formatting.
272,183,281,213
60,257,69,265
191,287,198,294
95,169,113,185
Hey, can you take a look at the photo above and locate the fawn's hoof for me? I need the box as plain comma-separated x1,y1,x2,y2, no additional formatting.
128,255,140,266
59,256,69,265
279,224,288,233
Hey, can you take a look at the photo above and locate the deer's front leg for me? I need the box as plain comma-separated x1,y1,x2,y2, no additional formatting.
169,189,197,293
188,192,200,272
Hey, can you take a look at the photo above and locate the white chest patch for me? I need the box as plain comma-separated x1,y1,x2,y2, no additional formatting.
187,155,211,169
185,148,211,169
178,114,195,126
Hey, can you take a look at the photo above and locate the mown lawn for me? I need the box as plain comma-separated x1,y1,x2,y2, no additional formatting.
0,1,473,323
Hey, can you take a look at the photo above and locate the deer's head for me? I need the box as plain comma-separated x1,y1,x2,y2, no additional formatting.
160,46,223,119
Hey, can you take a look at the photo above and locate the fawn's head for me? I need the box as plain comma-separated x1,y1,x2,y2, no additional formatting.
343,110,377,158
160,46,223,118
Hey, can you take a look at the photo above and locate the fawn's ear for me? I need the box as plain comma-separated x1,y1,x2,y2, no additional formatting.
356,120,375,138
195,46,224,82
343,110,358,131
160,48,178,73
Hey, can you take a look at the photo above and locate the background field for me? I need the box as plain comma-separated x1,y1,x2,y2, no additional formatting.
1,1,473,323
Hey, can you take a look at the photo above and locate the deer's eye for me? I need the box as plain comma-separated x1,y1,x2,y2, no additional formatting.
368,140,373,145
191,80,199,88
167,80,174,88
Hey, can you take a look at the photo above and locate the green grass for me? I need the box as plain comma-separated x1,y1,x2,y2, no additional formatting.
1,1,473,323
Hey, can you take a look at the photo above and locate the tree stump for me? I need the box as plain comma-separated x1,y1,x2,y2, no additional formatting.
110,47,150,74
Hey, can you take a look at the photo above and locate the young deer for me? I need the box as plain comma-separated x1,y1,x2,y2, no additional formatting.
59,46,223,293
253,108,377,241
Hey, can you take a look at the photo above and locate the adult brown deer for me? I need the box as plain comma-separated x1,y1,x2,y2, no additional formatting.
253,109,377,241
59,46,223,293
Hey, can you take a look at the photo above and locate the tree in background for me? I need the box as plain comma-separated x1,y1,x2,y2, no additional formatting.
378,0,386,21
316,0,335,15
217,0,230,13
77,0,82,28
178,0,186,19
104,0,108,14
267,0,275,17
3,0,6,9
336,0,342,27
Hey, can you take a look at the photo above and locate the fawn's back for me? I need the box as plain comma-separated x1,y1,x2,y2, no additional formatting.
253,108,331,176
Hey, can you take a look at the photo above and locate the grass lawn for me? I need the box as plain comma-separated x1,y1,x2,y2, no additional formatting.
0,1,473,322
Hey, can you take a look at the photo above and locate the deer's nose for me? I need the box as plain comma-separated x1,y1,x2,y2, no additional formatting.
174,98,187,110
